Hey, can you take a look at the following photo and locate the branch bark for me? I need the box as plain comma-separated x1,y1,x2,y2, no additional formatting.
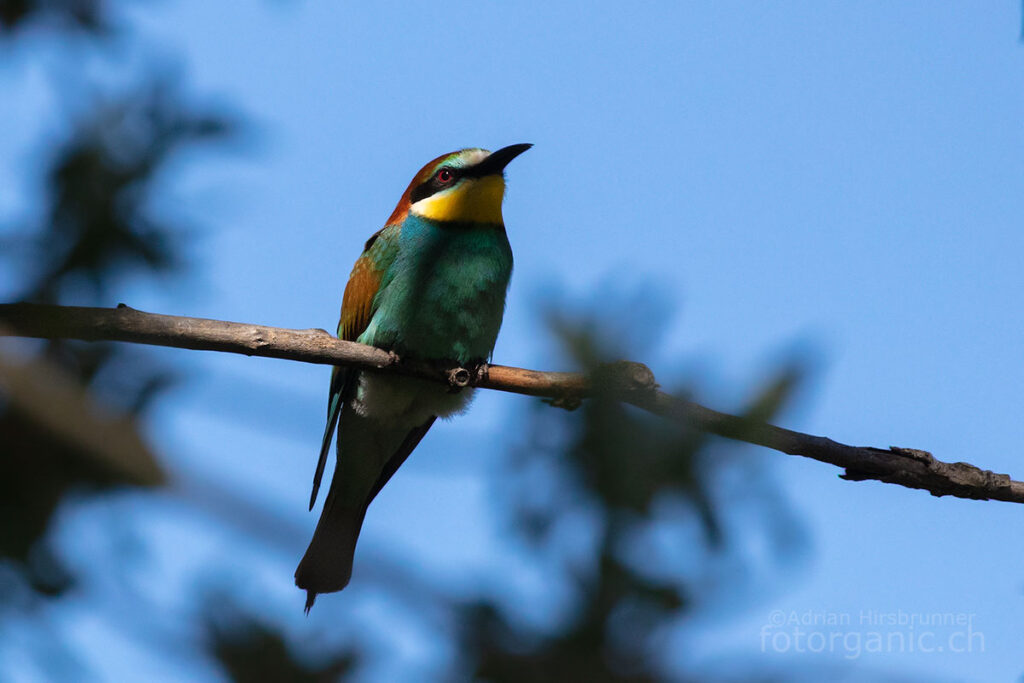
2,302,1021,504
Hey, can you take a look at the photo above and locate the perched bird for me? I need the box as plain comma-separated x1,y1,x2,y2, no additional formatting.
295,144,531,610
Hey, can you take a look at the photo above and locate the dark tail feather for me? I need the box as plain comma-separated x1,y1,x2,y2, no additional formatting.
296,415,436,611
295,496,365,614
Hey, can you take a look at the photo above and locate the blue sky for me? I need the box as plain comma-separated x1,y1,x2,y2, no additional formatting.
2,2,1023,681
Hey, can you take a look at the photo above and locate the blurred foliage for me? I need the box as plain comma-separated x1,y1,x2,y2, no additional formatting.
0,13,235,605
449,300,806,682
0,412,123,599
205,598,361,683
16,81,233,305
0,0,108,35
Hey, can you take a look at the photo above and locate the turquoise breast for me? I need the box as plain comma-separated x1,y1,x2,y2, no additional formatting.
359,215,513,365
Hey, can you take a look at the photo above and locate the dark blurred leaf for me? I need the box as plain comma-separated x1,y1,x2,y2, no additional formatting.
0,409,119,596
0,349,164,596
19,80,236,304
1,75,235,609
206,599,359,683
0,0,108,35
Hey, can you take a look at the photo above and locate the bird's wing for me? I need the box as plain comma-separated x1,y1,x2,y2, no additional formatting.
307,365,348,510
307,230,396,510
366,415,436,506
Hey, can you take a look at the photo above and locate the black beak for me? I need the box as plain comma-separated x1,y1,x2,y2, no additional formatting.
468,143,532,177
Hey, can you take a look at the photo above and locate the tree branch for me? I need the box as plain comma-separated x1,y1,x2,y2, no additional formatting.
2,302,1021,504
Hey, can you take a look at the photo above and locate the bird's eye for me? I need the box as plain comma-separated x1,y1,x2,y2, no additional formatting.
436,168,454,184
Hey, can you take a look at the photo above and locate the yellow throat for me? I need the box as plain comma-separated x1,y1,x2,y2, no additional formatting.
410,175,506,224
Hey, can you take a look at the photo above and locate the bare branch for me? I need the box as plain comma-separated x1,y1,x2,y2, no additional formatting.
2,302,1022,504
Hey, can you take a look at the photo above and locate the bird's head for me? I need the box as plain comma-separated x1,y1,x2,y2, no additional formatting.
386,144,531,226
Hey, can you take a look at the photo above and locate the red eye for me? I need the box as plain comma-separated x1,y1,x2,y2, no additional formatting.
436,168,453,183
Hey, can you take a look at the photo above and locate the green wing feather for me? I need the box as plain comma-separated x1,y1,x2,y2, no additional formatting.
307,228,396,509
308,366,347,510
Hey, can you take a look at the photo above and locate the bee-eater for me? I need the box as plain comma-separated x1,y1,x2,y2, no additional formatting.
295,144,531,610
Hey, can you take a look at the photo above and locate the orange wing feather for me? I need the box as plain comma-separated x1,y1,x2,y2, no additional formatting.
338,254,381,342
310,248,382,510
337,150,459,342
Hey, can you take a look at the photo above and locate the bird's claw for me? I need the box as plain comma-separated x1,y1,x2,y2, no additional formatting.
469,361,489,385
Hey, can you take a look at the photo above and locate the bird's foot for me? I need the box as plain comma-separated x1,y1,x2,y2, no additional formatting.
468,360,489,386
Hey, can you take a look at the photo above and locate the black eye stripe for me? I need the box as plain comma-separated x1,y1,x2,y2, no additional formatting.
410,166,461,203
